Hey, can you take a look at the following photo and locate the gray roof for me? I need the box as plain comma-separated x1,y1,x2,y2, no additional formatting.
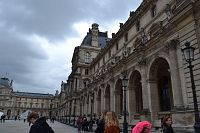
13,91,54,98
0,77,10,87
81,30,111,48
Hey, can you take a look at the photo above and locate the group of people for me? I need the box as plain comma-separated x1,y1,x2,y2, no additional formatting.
93,111,174,133
26,110,174,133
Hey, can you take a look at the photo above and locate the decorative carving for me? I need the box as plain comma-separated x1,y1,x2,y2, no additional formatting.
138,57,148,66
165,39,179,51
134,37,143,48
164,4,173,20
122,44,131,58
140,28,148,44
115,56,121,63
148,21,163,38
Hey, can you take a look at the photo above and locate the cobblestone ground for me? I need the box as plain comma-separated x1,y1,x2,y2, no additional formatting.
0,120,164,133
0,120,77,133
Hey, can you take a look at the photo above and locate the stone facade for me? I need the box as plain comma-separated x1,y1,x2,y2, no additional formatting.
0,77,58,119
56,0,200,131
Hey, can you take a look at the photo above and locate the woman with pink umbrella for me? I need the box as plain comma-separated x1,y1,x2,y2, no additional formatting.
132,121,152,133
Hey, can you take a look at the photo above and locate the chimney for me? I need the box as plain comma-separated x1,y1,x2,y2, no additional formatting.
112,33,115,38
120,23,123,28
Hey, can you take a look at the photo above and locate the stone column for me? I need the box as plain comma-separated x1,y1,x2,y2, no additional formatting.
148,79,159,122
141,65,149,110
167,40,184,109
128,85,136,123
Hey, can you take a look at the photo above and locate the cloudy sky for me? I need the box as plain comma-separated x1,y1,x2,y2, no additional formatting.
0,0,142,94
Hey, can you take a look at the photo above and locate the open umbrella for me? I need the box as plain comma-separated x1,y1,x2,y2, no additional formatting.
132,121,152,133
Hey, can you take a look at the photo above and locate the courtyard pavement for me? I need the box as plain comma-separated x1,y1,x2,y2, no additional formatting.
0,119,164,133
0,120,77,133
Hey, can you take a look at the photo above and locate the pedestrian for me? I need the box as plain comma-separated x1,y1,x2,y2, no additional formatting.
162,115,174,133
27,112,54,133
82,116,89,132
76,116,83,133
1,114,6,123
14,116,17,121
95,110,107,133
132,121,152,133
104,111,120,133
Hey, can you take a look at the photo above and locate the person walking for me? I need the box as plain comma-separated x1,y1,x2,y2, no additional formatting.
162,115,174,133
76,116,83,133
132,121,152,133
95,111,107,133
27,112,54,133
104,111,120,133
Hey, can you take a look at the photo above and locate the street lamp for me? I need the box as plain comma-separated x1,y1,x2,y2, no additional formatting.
89,93,94,132
182,41,200,133
121,71,128,133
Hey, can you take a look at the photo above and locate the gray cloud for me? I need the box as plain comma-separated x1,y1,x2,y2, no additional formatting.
0,0,142,94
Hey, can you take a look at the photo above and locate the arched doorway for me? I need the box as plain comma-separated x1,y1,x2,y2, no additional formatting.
97,89,101,115
105,85,111,111
115,79,123,115
129,70,143,117
149,57,173,112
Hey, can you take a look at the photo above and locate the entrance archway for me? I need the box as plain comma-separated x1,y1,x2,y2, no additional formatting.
129,70,143,116
149,57,173,112
115,79,123,115
105,85,111,111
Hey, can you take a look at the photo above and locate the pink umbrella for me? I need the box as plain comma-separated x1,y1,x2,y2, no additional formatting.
132,121,152,133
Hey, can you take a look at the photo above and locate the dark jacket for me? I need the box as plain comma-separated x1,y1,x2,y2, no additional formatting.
163,125,174,133
29,117,54,133
95,119,105,133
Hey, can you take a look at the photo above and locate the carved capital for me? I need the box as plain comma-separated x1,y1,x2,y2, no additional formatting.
138,57,148,66
165,39,179,50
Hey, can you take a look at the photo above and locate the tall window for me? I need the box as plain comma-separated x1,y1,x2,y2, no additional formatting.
151,5,157,17
116,43,119,51
85,69,89,75
85,52,91,64
136,20,140,31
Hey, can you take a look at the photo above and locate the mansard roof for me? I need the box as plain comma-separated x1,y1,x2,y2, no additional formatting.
81,30,111,48
13,91,54,98
0,77,10,88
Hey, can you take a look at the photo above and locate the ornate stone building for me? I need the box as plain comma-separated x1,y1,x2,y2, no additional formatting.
57,0,200,131
0,77,57,119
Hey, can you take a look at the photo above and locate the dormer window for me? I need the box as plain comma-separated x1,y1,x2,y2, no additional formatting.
151,5,157,17
136,20,140,31
85,52,91,64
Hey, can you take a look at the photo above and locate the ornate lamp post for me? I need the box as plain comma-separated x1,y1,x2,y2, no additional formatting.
182,41,200,133
121,71,128,133
89,92,94,132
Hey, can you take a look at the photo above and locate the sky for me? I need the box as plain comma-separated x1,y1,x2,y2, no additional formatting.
0,0,142,94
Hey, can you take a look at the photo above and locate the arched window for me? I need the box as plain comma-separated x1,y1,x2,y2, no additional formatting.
85,52,91,64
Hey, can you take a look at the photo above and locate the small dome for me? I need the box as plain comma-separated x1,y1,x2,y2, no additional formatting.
0,77,10,87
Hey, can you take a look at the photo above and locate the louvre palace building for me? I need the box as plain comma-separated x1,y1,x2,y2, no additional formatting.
55,0,200,132
1,0,200,132
0,77,60,119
